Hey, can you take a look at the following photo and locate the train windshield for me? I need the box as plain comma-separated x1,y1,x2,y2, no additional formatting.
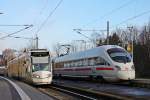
32,63,50,72
107,48,131,63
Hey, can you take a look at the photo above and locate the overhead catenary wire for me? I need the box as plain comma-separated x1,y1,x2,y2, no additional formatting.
32,0,49,26
112,9,150,28
0,25,33,39
83,0,135,28
7,36,35,40
27,0,49,35
0,24,32,27
35,0,63,34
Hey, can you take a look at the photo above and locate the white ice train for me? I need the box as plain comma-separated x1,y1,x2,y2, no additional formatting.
7,49,52,85
53,45,135,82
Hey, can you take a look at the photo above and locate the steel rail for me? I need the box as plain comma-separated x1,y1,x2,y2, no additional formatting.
51,83,132,100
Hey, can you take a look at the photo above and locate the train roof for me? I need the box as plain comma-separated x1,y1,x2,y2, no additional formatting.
54,45,123,63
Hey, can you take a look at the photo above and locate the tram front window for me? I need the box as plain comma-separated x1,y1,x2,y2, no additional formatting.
32,63,49,72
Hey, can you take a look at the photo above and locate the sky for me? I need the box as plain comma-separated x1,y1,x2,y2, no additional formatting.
0,0,150,52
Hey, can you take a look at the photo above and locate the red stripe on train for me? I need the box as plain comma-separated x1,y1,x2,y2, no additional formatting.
96,67,114,70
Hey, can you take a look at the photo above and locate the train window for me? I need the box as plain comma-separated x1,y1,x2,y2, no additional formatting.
107,48,131,63
60,62,64,67
96,57,109,65
67,62,71,67
64,63,67,67
55,63,58,68
70,62,73,67
71,62,74,67
88,58,95,66
73,61,76,67
55,63,63,68
76,60,80,67
74,61,78,67
83,59,88,66
65,62,68,67
107,48,126,54
78,60,83,67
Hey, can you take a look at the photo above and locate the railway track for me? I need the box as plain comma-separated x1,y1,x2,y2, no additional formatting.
38,85,98,100
52,78,150,100
52,83,131,100
32,77,150,100
54,76,150,89
37,86,79,100
37,83,132,100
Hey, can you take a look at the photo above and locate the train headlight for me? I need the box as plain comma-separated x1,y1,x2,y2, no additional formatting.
131,65,135,70
115,65,121,71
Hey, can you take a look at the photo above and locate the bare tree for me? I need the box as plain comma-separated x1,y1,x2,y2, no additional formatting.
132,26,139,44
91,32,105,46
2,49,16,65
52,43,61,57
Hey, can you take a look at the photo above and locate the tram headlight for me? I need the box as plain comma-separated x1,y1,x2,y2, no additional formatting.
36,75,40,78
115,65,121,71
32,74,40,78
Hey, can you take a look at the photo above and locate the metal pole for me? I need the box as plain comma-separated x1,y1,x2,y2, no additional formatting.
127,26,133,61
35,34,38,49
132,27,134,61
107,21,109,45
